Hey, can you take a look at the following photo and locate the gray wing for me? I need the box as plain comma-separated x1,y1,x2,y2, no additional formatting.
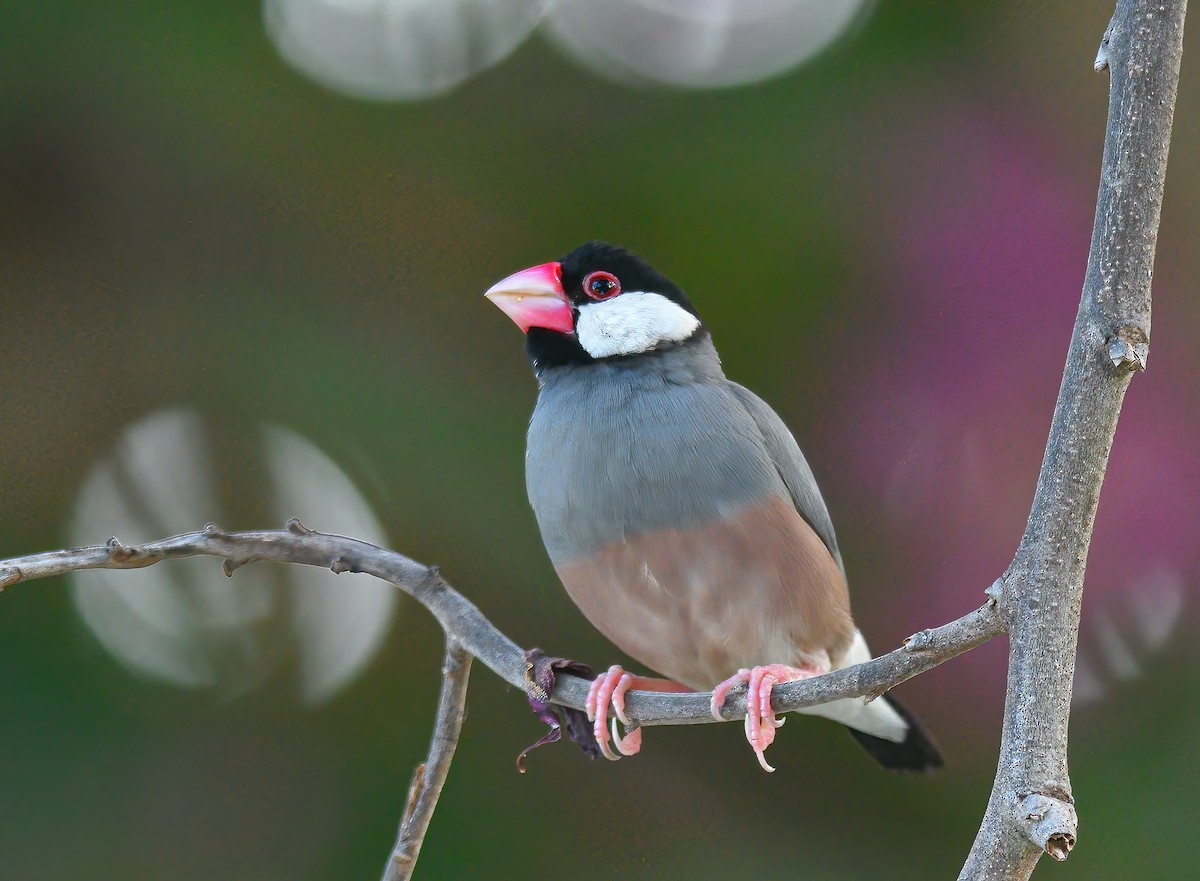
725,383,844,574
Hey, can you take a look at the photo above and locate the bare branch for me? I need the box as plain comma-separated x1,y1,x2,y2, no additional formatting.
0,521,1002,879
0,521,999,727
958,2,1187,878
381,639,472,881
633,600,1002,726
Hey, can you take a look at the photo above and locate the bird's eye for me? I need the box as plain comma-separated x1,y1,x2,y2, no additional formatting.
583,271,621,301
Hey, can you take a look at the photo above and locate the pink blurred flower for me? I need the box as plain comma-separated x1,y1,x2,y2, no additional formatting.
840,106,1195,705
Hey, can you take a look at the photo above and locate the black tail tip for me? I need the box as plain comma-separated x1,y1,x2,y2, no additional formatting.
848,695,944,773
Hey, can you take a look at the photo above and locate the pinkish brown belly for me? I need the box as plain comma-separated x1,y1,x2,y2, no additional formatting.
554,496,855,689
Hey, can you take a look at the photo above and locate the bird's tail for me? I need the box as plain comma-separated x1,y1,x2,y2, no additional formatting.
847,694,943,772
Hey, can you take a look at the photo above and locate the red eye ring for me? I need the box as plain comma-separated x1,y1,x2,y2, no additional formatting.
583,270,621,301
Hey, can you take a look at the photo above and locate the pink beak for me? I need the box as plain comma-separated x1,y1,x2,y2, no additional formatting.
483,261,575,335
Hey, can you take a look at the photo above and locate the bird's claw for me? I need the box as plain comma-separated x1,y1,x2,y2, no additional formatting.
711,663,824,772
587,665,640,761
611,717,642,756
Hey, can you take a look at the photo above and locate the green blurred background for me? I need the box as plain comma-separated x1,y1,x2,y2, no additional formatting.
2,2,1198,879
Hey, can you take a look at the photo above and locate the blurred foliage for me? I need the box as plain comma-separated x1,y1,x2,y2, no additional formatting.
1,2,1198,879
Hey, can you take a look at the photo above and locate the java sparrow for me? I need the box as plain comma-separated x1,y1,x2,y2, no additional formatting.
485,242,942,772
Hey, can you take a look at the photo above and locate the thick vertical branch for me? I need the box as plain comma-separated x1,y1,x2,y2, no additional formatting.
959,2,1186,878
381,639,472,881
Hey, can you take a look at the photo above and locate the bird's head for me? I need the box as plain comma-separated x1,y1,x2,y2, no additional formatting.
484,241,705,371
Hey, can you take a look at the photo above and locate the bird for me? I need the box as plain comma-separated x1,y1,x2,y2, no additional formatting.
484,241,942,773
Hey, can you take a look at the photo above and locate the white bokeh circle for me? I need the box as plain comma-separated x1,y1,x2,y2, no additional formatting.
543,0,873,88
264,0,547,100
69,408,397,704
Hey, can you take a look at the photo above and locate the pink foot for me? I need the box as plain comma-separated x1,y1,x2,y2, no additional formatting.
710,663,825,772
586,665,688,761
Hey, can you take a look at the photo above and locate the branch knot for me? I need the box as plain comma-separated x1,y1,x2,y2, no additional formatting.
286,517,313,535
1015,792,1078,862
1108,324,1150,371
105,537,138,561
903,629,934,652
330,556,358,574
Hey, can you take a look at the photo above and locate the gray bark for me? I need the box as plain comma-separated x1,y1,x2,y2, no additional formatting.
958,2,1186,877
381,640,472,881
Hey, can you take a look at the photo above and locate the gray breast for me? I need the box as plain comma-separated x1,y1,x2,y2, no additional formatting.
525,336,788,564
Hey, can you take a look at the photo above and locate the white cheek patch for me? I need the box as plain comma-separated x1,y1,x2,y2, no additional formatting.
575,292,701,358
